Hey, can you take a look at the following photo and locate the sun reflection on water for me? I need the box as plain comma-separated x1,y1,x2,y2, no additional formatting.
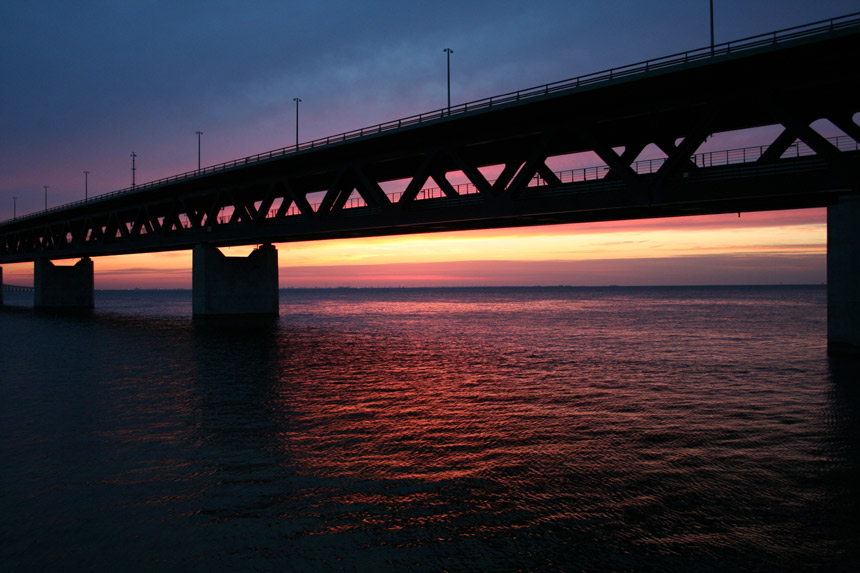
2,286,856,570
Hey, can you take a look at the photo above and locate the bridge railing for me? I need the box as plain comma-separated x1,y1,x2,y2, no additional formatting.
4,12,859,226
545,135,859,185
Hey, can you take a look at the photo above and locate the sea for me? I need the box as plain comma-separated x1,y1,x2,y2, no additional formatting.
1,285,858,571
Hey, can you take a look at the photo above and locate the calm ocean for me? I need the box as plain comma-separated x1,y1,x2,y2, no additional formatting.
1,285,858,571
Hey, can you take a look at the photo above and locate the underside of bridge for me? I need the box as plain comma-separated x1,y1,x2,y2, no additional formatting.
1,15,859,350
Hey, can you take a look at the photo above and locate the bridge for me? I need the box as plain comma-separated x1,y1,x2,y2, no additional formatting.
2,13,859,352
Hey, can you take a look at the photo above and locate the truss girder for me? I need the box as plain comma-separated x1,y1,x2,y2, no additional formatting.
1,119,858,262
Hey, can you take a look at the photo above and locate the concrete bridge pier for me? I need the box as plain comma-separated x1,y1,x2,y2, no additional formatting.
192,244,279,317
34,257,95,309
828,193,860,356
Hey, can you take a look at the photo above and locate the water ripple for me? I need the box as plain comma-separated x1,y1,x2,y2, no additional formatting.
2,286,858,570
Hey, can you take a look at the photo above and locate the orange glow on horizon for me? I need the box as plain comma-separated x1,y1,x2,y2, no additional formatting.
0,209,827,288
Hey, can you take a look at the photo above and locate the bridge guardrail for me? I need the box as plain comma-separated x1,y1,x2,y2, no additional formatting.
4,11,859,226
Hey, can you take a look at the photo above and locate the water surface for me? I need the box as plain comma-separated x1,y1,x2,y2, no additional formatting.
1,286,858,570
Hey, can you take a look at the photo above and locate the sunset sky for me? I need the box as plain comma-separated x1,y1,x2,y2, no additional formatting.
1,1,856,288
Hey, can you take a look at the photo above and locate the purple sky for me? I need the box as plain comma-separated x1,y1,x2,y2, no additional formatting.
0,2,855,287
2,1,856,216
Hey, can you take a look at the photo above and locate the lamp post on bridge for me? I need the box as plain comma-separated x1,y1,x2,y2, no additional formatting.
293,98,301,149
443,48,453,114
130,152,137,189
12,196,16,219
710,0,715,55
84,170,89,201
196,131,203,172
43,185,48,210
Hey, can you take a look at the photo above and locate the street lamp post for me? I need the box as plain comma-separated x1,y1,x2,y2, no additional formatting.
293,98,301,149
84,170,89,201
12,196,16,219
131,152,137,189
43,185,48,210
443,48,453,114
710,0,715,55
196,131,203,172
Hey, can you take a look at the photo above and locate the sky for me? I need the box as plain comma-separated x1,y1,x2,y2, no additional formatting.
1,1,856,288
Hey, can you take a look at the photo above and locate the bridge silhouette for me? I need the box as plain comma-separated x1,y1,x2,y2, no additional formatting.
1,13,859,352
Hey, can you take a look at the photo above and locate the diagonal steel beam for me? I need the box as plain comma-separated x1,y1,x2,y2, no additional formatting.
427,169,459,198
130,207,147,238
782,118,841,161
272,182,294,219
180,197,203,229
654,121,711,178
227,190,254,224
575,127,642,184
163,203,185,231
758,128,798,163
353,166,391,208
398,153,435,205
830,113,860,144
759,120,840,165
655,136,701,175
203,192,225,228
446,149,494,195
492,161,522,194
286,180,314,216
536,163,562,187
761,100,841,162
254,184,278,224
504,134,558,198
318,169,349,216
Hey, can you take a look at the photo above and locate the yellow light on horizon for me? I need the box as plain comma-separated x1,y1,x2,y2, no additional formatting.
0,210,826,289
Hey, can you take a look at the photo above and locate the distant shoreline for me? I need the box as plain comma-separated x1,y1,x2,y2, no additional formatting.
2,284,828,296
96,284,827,292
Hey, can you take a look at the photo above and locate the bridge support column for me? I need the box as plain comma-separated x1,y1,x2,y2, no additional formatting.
192,244,279,317
828,193,860,355
34,257,95,309
1,266,4,306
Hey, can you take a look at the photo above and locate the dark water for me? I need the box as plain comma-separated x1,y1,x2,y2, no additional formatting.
1,286,858,571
